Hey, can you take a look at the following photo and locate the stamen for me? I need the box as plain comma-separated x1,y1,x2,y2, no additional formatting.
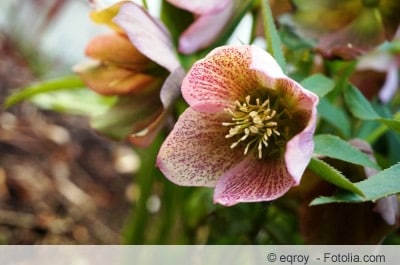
222,95,281,159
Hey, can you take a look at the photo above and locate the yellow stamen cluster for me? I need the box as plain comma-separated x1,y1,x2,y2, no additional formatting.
222,95,280,159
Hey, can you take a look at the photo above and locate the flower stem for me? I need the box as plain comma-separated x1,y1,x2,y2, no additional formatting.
122,134,164,244
260,0,287,73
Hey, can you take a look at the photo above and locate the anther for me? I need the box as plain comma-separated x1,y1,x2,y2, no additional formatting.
222,95,281,159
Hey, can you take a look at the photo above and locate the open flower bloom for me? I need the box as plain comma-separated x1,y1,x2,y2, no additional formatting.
285,0,400,59
75,1,183,146
157,45,318,206
166,0,234,54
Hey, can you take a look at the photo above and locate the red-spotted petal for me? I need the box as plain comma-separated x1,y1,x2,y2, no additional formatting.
249,45,286,85
214,157,297,206
274,78,319,183
157,108,244,187
182,45,262,112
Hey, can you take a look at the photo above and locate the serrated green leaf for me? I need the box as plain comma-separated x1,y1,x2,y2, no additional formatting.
314,134,380,170
308,157,364,196
344,85,400,134
5,75,84,108
311,163,400,205
260,0,287,72
318,99,351,138
300,74,334,98
343,85,380,120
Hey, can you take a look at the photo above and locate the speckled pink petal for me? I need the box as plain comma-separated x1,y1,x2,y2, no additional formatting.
182,45,261,112
114,2,179,72
249,45,286,86
157,107,244,187
166,0,229,14
214,157,297,206
178,2,233,54
283,81,319,184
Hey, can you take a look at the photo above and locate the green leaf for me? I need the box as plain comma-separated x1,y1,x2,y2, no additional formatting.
318,99,351,138
31,89,116,116
308,157,364,196
344,85,380,120
344,85,400,133
314,134,380,170
311,163,400,205
260,0,287,72
5,75,84,108
300,74,334,98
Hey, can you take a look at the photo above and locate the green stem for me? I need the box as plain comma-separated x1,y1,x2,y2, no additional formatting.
122,134,164,244
155,179,181,243
5,75,84,108
260,0,287,73
142,0,148,9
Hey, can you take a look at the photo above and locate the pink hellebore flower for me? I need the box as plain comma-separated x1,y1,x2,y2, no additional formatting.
166,0,234,54
75,1,183,147
157,45,319,206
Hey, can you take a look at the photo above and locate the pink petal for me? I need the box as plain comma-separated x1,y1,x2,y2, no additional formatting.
166,0,229,14
214,157,297,206
156,108,244,187
160,67,186,108
182,45,262,112
249,45,286,83
379,61,399,103
113,2,179,72
283,81,319,183
374,195,399,226
178,2,233,54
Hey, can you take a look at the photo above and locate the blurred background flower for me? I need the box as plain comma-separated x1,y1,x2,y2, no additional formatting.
75,1,183,147
282,0,400,59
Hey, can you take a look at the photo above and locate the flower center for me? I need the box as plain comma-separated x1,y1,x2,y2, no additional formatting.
222,95,281,159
